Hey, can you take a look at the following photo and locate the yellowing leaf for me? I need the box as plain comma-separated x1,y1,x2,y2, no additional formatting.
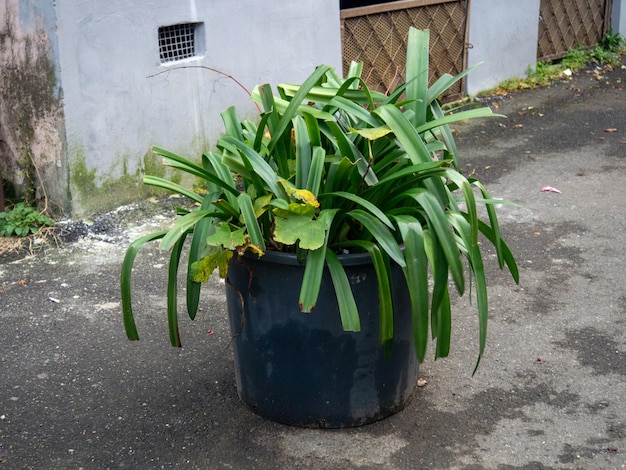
253,194,273,217
190,249,233,281
352,125,393,140
278,179,320,208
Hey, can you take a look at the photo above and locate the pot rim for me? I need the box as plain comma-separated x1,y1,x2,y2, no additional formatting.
238,248,374,267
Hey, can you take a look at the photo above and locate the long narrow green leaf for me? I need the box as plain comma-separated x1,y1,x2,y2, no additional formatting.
143,175,203,204
186,194,219,320
322,191,394,229
159,210,215,251
434,285,451,358
414,108,500,135
220,106,244,140
167,233,188,347
443,169,478,248
347,209,405,267
347,241,394,345
306,146,325,197
473,180,505,269
293,115,311,188
394,215,429,362
324,249,361,331
278,82,386,105
405,27,429,126
153,146,238,195
330,95,381,127
476,219,520,284
121,231,168,340
268,65,331,153
238,193,266,251
415,192,464,294
299,209,338,312
324,120,378,185
220,135,286,200
429,100,461,168
374,104,432,164
426,62,482,104
447,213,489,373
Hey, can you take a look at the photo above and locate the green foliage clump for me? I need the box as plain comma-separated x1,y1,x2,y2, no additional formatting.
0,202,54,237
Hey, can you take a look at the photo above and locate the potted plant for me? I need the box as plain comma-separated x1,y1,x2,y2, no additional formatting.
121,28,519,428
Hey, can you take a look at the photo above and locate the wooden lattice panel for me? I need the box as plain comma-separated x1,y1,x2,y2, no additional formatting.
341,0,468,98
538,0,613,61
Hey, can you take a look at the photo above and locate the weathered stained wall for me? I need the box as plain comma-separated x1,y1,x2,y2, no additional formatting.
613,0,626,35
0,0,67,212
55,0,343,215
465,0,542,96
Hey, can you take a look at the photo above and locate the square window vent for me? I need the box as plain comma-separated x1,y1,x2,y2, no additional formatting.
158,22,203,63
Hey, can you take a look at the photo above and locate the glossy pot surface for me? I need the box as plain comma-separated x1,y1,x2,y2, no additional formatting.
225,250,418,428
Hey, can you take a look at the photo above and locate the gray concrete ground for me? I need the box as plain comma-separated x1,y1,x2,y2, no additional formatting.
1,59,625,469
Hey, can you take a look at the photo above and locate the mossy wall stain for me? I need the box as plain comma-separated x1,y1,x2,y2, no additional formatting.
0,1,67,214
69,145,189,216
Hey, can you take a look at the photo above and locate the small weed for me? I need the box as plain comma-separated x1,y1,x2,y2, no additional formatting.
600,28,625,53
0,202,54,237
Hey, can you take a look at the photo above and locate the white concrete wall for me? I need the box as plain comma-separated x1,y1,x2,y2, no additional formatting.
55,0,342,214
465,0,541,96
613,0,626,35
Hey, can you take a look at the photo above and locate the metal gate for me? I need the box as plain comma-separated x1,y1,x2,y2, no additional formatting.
538,0,613,61
341,0,469,98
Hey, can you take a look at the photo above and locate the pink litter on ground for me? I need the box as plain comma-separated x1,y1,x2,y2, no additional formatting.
540,186,562,194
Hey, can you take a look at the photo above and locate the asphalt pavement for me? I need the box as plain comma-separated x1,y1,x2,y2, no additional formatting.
1,58,625,469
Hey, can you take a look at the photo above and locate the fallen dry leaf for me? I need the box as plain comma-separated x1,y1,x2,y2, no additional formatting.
513,124,524,129
541,186,562,194
18,279,27,286
604,128,618,133
417,378,428,387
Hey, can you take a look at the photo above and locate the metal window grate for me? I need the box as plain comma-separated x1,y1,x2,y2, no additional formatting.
159,23,197,63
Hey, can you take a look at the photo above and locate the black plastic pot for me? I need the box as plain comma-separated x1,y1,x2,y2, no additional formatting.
225,250,418,428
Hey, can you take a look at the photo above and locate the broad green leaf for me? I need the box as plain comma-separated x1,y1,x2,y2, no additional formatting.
274,214,326,250
205,222,247,250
